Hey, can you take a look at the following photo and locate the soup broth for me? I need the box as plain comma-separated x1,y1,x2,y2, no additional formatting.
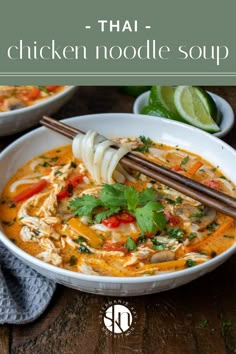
0,137,235,277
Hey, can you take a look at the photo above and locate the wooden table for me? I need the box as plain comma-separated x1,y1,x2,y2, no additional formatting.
0,87,236,354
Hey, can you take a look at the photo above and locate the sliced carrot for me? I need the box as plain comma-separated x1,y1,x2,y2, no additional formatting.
85,258,130,277
68,217,103,248
185,216,234,253
141,259,186,271
141,258,205,272
186,161,203,178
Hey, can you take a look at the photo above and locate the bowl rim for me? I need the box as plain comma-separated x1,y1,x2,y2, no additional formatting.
0,113,236,284
0,85,76,117
133,90,235,138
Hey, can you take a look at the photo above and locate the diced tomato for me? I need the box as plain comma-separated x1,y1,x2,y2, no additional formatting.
102,216,120,228
204,179,221,190
21,86,40,101
117,211,136,223
57,174,84,200
57,189,70,200
103,241,127,253
45,86,59,92
12,179,48,204
165,212,180,225
69,174,84,187
171,165,183,172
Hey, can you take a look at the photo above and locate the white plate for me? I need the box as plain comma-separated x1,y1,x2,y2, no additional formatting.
133,90,235,138
0,113,236,296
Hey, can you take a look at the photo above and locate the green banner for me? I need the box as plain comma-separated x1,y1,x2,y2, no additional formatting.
0,0,235,84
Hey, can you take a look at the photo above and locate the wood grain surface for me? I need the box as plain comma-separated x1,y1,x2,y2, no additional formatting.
0,86,236,354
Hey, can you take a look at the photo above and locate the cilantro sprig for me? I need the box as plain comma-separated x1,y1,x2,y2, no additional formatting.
70,184,167,233
135,136,155,153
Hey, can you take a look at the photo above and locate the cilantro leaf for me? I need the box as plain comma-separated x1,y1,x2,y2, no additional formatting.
99,184,126,208
124,186,138,212
180,155,189,165
95,208,121,223
135,136,154,153
135,201,167,233
125,236,137,251
138,188,158,206
167,227,185,240
185,259,196,267
78,244,91,253
70,194,101,216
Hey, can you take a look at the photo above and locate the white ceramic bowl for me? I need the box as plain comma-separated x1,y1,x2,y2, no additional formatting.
133,90,235,138
0,86,78,136
0,113,236,296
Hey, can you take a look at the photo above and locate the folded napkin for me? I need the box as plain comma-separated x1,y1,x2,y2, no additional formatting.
0,242,56,324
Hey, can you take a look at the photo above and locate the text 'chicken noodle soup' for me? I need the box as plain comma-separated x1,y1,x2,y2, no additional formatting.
0,86,65,112
0,134,235,277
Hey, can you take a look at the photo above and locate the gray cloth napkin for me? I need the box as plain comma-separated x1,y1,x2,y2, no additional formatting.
0,242,56,324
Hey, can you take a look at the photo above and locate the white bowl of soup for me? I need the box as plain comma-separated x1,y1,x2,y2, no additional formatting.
0,113,236,296
0,86,78,136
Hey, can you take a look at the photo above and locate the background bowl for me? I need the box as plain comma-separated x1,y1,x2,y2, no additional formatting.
0,113,236,296
0,86,78,136
133,90,235,138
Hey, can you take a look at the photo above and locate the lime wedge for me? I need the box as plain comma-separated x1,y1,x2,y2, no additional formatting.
150,86,176,112
174,86,220,133
141,104,181,121
196,87,221,125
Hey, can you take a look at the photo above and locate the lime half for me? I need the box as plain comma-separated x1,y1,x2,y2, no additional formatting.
174,86,220,133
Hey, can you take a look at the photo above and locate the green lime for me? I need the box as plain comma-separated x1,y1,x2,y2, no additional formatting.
149,86,175,112
120,86,151,97
196,87,221,125
141,104,181,121
174,86,220,133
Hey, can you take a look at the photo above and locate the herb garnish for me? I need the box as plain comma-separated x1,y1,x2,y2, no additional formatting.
207,222,219,232
135,136,155,153
165,196,183,205
125,236,137,251
167,227,185,240
74,236,87,244
188,233,197,240
2,218,16,226
137,234,147,244
152,239,165,251
70,184,167,233
69,255,78,266
180,155,189,165
186,259,196,267
78,244,91,253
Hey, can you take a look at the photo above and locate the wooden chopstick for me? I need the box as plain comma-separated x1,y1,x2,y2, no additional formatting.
40,116,236,218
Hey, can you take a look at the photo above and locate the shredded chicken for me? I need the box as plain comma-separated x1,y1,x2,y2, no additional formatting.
18,195,60,239
36,248,62,266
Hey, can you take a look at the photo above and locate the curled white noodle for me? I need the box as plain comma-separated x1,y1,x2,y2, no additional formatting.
94,140,114,183
72,131,134,184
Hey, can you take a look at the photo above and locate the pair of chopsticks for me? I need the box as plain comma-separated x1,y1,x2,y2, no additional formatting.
40,116,236,218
